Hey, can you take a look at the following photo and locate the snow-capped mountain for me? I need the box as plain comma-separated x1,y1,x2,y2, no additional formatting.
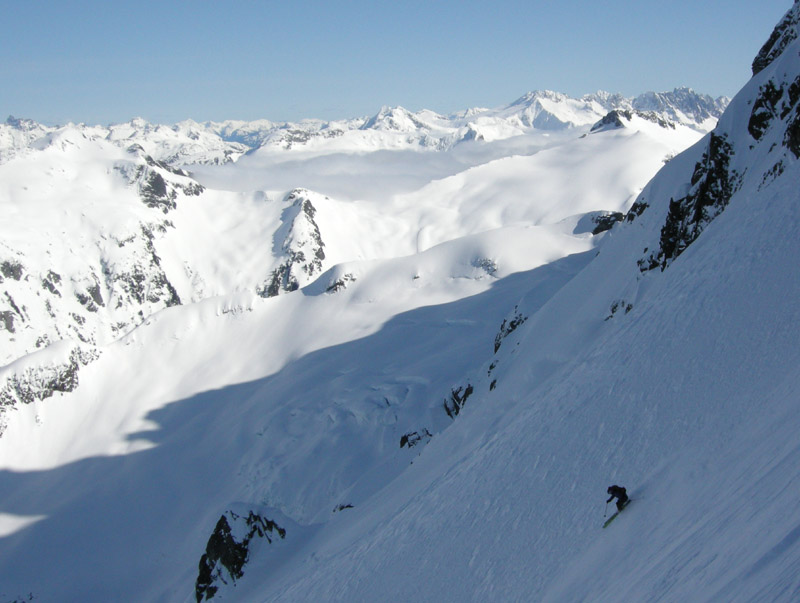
0,84,715,381
0,86,709,430
2,2,800,601
0,87,726,169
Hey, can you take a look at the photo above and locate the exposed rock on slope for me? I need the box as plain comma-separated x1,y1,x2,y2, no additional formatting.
636,132,741,271
752,0,800,75
590,109,677,133
117,147,205,212
627,1,800,273
257,189,327,298
0,142,203,428
195,507,286,601
631,88,729,127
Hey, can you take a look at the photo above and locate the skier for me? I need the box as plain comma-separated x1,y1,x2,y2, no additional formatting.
606,485,629,511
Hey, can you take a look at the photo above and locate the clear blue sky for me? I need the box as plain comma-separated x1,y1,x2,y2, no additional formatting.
1,0,793,125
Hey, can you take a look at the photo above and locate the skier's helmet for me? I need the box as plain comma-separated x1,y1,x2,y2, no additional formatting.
607,486,612,494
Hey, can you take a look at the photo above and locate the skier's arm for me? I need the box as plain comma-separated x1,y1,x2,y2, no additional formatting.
606,495,614,503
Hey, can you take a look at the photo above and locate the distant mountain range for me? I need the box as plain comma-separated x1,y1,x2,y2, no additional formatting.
2,87,728,166
0,85,719,388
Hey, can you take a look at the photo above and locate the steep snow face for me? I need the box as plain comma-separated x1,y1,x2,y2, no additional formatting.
256,189,328,298
253,164,800,603
222,5,800,601
0,74,744,603
630,0,800,273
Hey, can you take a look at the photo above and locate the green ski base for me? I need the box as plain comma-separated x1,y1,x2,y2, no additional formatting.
602,499,632,528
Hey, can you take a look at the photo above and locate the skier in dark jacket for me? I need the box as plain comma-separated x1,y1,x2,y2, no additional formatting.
606,485,629,511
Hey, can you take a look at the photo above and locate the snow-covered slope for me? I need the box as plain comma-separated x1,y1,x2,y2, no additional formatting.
1,5,795,600
0,82,711,421
246,4,800,601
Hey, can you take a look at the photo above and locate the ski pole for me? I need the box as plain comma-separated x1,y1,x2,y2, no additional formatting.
604,501,608,518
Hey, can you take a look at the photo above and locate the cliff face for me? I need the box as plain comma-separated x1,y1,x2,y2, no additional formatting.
752,1,800,75
623,1,800,273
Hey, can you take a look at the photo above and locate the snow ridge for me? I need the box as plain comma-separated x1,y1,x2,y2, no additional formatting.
257,190,328,298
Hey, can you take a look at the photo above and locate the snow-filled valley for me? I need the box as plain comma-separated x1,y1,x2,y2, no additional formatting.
3,4,800,600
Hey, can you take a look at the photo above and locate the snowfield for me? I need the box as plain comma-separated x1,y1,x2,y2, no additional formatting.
2,5,800,599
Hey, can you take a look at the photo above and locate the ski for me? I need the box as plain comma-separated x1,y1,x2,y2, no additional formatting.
602,499,632,528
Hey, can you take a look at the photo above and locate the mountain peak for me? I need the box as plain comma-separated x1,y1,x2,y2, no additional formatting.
508,90,568,107
5,115,40,130
631,88,729,127
360,106,428,133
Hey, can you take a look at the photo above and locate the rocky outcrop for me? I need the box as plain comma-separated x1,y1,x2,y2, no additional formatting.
622,2,799,276
400,428,432,448
590,109,676,133
116,149,205,213
605,300,633,321
257,190,327,298
591,212,625,235
195,508,286,601
0,346,99,408
471,257,498,277
637,133,741,272
494,307,528,353
590,110,629,132
107,223,182,312
1,260,24,282
444,383,474,418
748,73,800,160
0,346,100,435
752,1,800,75
325,272,357,294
